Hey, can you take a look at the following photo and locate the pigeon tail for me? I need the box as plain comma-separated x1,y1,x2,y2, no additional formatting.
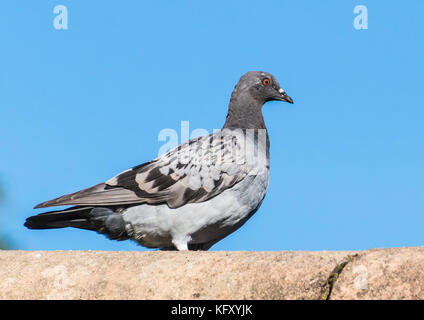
24,206,129,241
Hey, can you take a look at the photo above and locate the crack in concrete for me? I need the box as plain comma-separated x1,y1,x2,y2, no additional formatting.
319,253,358,300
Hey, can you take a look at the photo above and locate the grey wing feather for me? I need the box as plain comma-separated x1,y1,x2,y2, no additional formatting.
34,183,145,208
35,130,249,209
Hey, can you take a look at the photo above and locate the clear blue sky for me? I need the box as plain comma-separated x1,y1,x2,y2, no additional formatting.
0,1,423,251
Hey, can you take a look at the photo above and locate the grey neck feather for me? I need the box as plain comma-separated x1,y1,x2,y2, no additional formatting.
223,89,266,130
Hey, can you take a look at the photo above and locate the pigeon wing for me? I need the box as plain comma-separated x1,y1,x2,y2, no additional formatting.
35,131,249,209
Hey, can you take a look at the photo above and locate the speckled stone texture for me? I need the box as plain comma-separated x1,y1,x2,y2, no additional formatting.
0,248,422,300
0,250,349,300
330,247,424,300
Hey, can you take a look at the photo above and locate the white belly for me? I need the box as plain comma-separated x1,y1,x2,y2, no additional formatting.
122,165,269,249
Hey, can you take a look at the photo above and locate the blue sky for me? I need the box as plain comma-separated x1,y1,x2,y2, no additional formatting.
0,1,423,251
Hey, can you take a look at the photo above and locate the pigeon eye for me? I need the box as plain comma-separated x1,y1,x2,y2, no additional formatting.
262,78,270,86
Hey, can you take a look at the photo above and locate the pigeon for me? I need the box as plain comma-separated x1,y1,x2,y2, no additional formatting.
25,71,293,250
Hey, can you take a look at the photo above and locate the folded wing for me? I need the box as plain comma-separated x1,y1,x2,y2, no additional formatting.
35,130,249,209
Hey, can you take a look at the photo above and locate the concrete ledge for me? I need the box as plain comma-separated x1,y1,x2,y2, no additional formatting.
0,248,423,300
331,247,424,299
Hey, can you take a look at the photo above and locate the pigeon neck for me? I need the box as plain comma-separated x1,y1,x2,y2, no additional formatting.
223,93,267,130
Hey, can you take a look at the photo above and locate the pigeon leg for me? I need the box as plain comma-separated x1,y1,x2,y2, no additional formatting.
172,238,189,251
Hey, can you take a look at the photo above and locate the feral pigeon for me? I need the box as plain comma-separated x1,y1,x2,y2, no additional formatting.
25,71,293,250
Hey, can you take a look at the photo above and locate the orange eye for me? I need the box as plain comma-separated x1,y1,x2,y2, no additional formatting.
262,78,270,86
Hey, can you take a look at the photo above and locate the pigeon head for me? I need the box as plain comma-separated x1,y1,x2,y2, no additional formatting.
233,71,293,105
224,71,293,129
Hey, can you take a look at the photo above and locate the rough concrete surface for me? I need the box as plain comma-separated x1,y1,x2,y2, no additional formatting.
331,247,424,300
0,248,422,300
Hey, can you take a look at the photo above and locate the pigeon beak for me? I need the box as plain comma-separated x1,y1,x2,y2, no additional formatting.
278,88,294,104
